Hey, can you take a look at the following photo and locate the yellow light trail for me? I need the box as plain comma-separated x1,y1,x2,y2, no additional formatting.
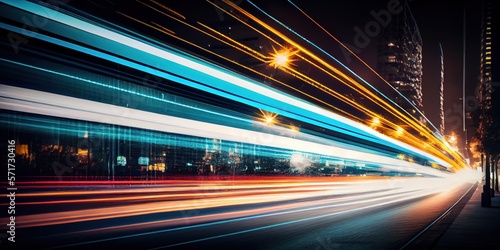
221,0,466,170
7,174,478,230
147,0,186,20
123,0,465,170
205,1,380,124
120,2,367,124
288,2,467,169
204,1,407,130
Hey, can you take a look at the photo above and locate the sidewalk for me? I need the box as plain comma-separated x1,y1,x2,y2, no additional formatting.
432,184,500,249
403,182,500,249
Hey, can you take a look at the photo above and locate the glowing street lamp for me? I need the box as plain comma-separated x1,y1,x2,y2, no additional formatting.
370,117,381,127
273,52,290,68
265,116,275,124
396,126,404,136
449,134,457,143
259,108,278,125
268,47,298,69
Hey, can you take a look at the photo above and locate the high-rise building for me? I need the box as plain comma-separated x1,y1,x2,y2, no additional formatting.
473,0,499,167
478,0,499,109
476,0,499,204
376,0,424,123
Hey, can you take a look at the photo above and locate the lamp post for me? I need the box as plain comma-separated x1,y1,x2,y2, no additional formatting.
493,154,500,191
482,153,491,207
495,154,499,192
492,154,495,197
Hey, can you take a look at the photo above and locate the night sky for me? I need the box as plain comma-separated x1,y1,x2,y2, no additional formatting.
410,0,481,136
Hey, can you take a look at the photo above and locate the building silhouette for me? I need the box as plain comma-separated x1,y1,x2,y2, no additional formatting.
475,0,500,204
478,0,499,108
376,1,424,123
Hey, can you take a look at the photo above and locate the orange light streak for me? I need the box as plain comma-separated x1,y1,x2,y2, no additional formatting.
123,0,465,170
222,0,465,170
8,176,474,232
147,0,186,20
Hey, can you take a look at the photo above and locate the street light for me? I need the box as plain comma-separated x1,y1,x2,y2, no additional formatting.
268,47,297,69
449,134,457,143
273,52,290,68
370,117,381,127
396,126,404,136
259,108,278,125
265,116,274,124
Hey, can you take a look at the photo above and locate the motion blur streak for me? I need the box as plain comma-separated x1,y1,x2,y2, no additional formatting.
225,0,464,170
11,172,479,249
0,0,459,170
0,84,454,177
287,0,431,131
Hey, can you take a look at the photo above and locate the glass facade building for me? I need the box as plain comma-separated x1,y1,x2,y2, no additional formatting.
376,1,424,124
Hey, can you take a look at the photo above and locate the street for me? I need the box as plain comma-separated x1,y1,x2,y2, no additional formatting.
4,174,478,249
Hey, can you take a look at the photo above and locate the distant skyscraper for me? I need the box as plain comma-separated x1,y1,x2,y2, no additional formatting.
376,1,424,123
478,0,499,109
476,0,499,203
439,43,445,135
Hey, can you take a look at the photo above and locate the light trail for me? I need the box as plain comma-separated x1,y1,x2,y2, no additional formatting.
279,1,466,170
147,0,186,20
0,1,456,169
205,0,459,168
213,0,464,168
0,85,449,175
0,2,477,248
229,0,465,170
145,12,365,123
142,0,393,127
6,174,478,249
205,0,400,127
287,0,435,134
1,2,381,145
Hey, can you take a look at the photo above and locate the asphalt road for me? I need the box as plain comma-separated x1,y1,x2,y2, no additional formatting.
1,175,479,249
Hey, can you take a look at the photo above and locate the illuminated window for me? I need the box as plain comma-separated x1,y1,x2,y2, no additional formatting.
486,56,491,60
387,55,396,62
